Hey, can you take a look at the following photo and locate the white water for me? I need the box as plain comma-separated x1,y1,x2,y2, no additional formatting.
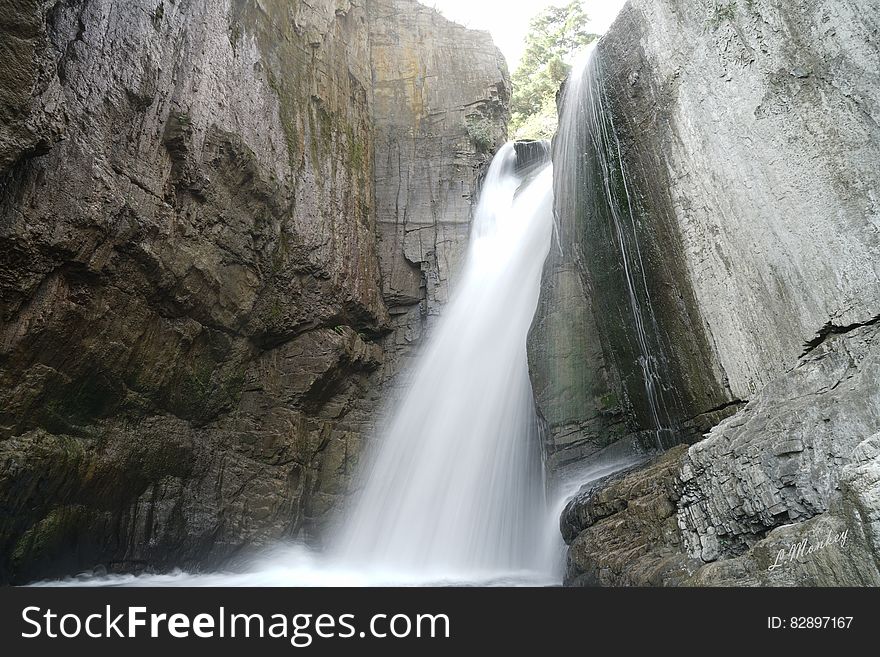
334,143,554,580
32,49,654,588
29,544,556,588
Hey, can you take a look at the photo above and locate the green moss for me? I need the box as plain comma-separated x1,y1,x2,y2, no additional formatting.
218,369,246,407
226,0,372,195
317,106,333,147
11,506,88,568
600,392,619,411
264,69,302,172
345,123,367,172
465,114,494,153
311,106,331,169
229,0,314,174
351,141,365,169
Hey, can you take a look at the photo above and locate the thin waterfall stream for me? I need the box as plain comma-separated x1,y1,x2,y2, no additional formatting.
555,48,676,449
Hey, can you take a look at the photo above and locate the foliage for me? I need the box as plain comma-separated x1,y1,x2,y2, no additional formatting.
512,97,561,142
509,1,598,139
466,114,496,153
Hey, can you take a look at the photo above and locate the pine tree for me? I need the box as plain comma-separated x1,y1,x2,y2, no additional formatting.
510,1,598,139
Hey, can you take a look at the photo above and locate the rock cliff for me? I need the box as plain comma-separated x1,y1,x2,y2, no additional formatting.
369,0,508,384
0,0,507,583
537,0,880,585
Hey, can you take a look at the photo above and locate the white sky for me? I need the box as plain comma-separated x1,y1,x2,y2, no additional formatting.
421,0,629,70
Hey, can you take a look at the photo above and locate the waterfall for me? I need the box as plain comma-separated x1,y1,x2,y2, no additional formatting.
335,142,555,580
32,50,652,589
534,47,660,576
554,47,676,449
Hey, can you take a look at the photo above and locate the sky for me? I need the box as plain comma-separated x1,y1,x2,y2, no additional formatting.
421,0,629,70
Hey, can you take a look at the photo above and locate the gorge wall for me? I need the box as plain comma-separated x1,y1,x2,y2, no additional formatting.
536,0,880,585
0,0,507,583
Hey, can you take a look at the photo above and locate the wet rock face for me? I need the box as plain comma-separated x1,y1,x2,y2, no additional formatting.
0,0,507,583
563,447,698,587
513,140,550,173
546,0,880,585
533,0,880,456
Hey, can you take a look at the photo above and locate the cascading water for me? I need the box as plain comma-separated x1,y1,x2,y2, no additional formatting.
555,47,676,449
538,48,659,576
33,47,649,589
334,142,554,580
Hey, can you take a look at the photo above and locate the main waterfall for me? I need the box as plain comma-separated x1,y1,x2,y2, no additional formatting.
335,143,555,580
30,49,631,588
31,50,614,587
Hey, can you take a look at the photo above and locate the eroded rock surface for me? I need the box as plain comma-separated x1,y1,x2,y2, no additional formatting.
369,0,508,383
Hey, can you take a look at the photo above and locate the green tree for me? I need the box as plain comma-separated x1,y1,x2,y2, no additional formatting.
510,1,598,139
